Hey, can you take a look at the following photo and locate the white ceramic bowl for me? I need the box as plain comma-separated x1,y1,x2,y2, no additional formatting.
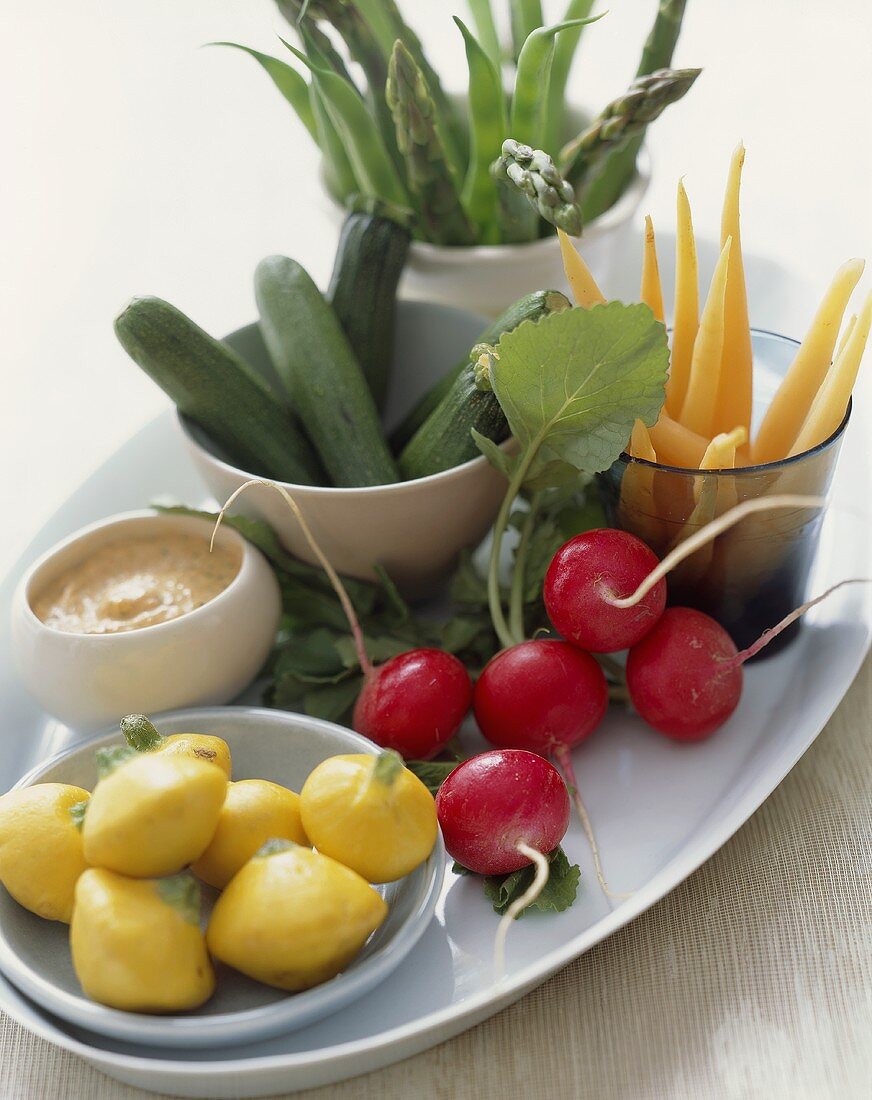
179,299,509,597
10,513,281,730
0,706,446,1049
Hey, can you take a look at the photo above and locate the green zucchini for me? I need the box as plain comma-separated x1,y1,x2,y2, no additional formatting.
255,256,400,487
327,211,411,411
114,296,323,484
389,289,572,453
398,360,506,479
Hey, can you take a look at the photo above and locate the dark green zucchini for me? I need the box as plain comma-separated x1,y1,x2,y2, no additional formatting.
255,255,399,487
114,296,323,484
398,360,507,479
390,289,571,453
327,211,411,411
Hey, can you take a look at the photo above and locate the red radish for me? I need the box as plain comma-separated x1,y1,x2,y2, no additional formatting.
544,528,667,652
473,640,608,755
627,576,870,741
436,749,570,975
214,480,472,757
435,749,570,875
626,607,742,740
472,640,625,899
353,648,472,760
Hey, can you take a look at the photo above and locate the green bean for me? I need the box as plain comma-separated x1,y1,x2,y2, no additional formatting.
454,17,506,242
540,0,596,156
510,15,604,150
510,0,544,63
466,0,502,74
308,83,358,202
282,40,408,207
211,43,318,144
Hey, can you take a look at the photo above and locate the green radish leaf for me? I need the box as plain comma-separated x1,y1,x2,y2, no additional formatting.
482,846,581,916
302,677,363,722
209,43,318,143
471,429,516,479
449,549,489,606
491,302,669,488
333,634,409,669
405,759,461,796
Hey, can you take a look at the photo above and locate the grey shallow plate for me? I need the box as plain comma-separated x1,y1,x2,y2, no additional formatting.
0,706,445,1050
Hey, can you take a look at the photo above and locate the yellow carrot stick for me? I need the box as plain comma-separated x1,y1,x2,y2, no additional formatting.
679,237,733,437
640,215,664,322
557,228,605,308
753,258,865,463
648,413,709,468
713,143,753,448
629,419,657,461
700,426,747,470
666,178,699,417
789,292,871,456
836,313,858,359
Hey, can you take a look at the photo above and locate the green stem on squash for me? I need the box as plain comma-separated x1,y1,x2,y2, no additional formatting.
508,491,541,645
487,437,541,650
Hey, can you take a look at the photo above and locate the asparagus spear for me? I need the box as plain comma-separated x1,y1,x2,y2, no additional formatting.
355,0,467,180
491,139,582,243
275,0,398,166
386,40,477,246
581,0,690,220
562,67,701,186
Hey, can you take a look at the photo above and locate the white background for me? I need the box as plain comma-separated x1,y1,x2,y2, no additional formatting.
2,0,870,575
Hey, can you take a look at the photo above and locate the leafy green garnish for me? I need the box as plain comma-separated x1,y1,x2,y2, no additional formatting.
405,759,460,796
488,302,669,487
455,847,581,916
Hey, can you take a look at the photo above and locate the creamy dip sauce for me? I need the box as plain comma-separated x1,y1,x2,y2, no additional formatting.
32,534,241,635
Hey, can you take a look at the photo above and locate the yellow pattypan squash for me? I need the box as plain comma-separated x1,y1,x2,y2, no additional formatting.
71,868,214,1012
191,779,308,890
207,839,386,991
0,783,90,922
301,751,437,883
83,752,226,877
121,713,232,779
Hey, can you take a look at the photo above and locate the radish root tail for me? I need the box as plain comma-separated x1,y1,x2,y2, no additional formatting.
213,478,373,676
611,494,827,609
555,747,633,904
493,842,550,981
733,576,871,664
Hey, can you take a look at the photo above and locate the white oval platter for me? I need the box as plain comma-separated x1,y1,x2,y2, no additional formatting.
0,249,869,1097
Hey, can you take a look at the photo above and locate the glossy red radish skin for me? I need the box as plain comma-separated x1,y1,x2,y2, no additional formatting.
435,750,570,875
626,606,743,741
473,640,608,755
353,648,473,760
544,528,667,653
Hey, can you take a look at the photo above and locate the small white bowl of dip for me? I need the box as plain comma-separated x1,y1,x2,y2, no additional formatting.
10,511,281,730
